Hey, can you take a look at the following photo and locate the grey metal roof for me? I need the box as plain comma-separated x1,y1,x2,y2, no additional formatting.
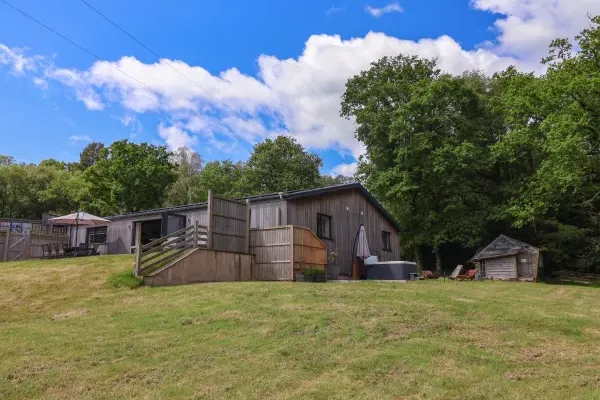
106,182,400,230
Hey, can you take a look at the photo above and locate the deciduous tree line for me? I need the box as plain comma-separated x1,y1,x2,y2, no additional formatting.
0,136,352,219
341,16,600,273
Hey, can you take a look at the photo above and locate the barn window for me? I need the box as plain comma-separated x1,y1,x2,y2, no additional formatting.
382,231,392,251
317,213,332,239
87,226,107,244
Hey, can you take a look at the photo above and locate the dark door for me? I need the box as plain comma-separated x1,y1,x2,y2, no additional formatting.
162,212,186,236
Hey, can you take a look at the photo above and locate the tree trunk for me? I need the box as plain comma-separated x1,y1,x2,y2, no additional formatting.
415,246,423,274
434,247,442,274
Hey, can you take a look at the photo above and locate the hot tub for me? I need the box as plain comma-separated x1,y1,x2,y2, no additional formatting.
365,261,418,280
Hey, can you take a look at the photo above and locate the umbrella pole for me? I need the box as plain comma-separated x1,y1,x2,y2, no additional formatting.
74,211,79,255
351,224,362,281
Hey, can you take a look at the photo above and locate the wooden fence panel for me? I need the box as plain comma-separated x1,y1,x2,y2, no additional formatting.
0,231,67,262
292,226,327,273
250,226,293,280
208,191,249,254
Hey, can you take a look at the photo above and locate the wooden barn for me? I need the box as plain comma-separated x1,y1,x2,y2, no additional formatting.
471,235,542,281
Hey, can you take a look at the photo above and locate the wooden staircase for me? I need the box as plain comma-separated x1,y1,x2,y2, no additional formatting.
135,222,208,277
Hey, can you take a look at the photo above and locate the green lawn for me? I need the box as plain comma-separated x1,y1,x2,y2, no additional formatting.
1,256,600,399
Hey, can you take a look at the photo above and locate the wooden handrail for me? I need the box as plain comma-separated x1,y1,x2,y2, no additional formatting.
140,225,207,251
135,222,209,276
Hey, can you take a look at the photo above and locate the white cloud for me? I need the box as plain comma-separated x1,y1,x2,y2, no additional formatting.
0,44,42,74
0,0,598,167
326,6,345,15
33,77,48,89
119,113,143,137
365,2,403,17
69,134,92,144
332,162,358,176
44,67,104,110
158,123,198,150
471,0,600,59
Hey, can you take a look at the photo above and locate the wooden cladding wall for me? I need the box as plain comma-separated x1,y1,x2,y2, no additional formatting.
286,189,400,279
483,256,517,280
249,200,287,228
249,226,327,281
208,191,250,254
144,248,253,286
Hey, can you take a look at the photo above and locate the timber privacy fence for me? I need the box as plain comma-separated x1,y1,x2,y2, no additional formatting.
0,220,68,262
250,225,327,281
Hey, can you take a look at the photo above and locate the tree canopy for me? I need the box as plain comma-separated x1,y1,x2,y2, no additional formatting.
341,15,600,273
241,136,324,195
0,136,352,221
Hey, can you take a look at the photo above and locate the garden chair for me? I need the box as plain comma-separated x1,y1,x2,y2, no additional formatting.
447,265,464,280
40,244,52,260
90,243,101,256
63,243,74,257
47,244,56,259
54,243,64,258
77,243,88,256
422,270,442,280
456,269,478,281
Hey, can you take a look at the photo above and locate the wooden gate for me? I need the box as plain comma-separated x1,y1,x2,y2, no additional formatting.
1,232,28,261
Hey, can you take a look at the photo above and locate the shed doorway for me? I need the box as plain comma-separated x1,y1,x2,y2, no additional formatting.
136,219,162,246
131,213,187,249
516,251,534,278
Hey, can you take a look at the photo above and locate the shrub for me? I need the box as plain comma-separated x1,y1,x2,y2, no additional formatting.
303,268,325,276
107,270,143,289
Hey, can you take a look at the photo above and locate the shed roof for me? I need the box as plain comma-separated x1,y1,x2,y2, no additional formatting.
106,183,400,230
472,234,539,261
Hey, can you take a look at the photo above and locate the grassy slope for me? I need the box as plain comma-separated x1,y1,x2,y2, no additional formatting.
1,256,600,399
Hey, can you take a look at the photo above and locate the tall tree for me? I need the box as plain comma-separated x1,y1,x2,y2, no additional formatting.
342,55,495,272
166,147,203,206
192,160,245,201
0,155,15,166
79,142,105,171
83,140,176,215
241,136,323,195
319,174,355,187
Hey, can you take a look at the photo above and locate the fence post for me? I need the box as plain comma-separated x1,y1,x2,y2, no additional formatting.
3,222,11,262
207,190,214,250
245,199,251,254
194,220,199,248
290,226,295,281
134,221,142,276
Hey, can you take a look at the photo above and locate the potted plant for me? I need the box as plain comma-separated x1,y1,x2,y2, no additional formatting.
303,268,326,283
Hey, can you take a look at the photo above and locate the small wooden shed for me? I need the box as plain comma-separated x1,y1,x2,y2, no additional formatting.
471,235,541,281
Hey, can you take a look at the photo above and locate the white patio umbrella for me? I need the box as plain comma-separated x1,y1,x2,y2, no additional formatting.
49,212,110,247
356,225,370,259
351,225,371,280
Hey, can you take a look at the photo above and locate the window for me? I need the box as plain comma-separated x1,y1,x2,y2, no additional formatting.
87,226,107,244
317,213,332,239
382,231,392,251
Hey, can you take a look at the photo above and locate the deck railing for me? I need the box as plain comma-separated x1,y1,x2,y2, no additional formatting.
135,222,208,276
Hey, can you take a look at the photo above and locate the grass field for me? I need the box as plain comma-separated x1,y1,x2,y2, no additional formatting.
2,256,600,399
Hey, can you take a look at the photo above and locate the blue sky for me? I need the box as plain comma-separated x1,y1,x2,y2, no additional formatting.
0,0,597,175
